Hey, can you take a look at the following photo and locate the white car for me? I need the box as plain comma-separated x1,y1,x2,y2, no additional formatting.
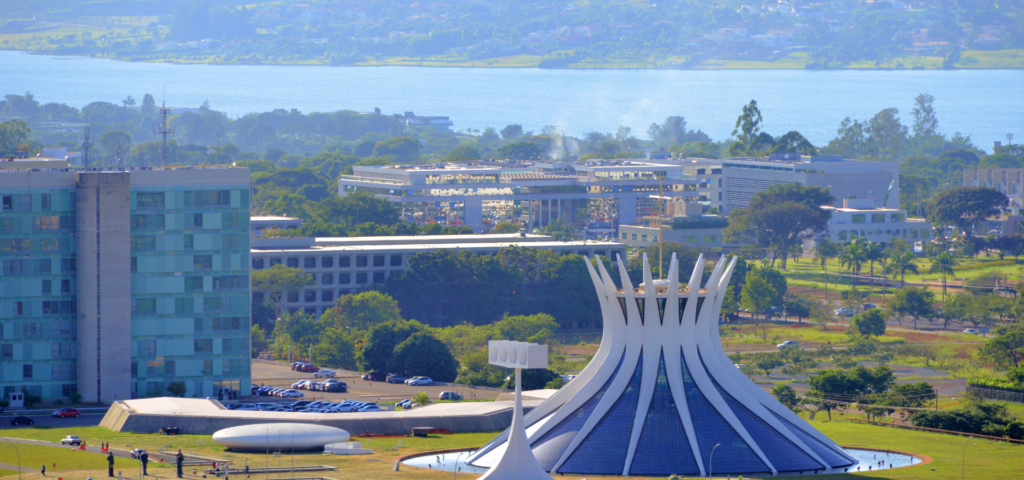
281,389,304,398
963,328,978,334
833,307,856,317
131,448,147,459
407,376,433,386
61,435,82,445
314,369,335,378
777,340,799,349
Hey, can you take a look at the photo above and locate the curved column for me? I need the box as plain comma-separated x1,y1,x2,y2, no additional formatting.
622,255,662,475
667,254,707,476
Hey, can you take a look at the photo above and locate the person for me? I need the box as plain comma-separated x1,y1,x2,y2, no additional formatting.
244,464,249,477
41,465,46,477
176,450,184,478
108,452,115,477
225,464,230,480
140,451,149,476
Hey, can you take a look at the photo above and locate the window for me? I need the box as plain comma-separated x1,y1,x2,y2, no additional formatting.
304,257,316,268
252,258,264,270
194,318,205,333
33,216,60,231
1,345,11,360
287,291,299,303
42,280,51,295
339,273,351,284
166,360,175,376
270,257,281,266
632,234,638,240
52,343,73,360
193,214,204,227
322,256,333,268
23,365,32,380
652,235,658,243
356,256,368,268
390,255,402,267
204,297,222,312
871,214,885,223
920,228,929,239
890,213,904,222
373,255,385,267
321,290,333,302
339,256,351,268
287,258,299,268
641,235,648,242
1,195,10,212
194,339,213,353
137,192,164,207
851,214,865,224
305,291,316,302
356,272,368,284
185,276,203,292
61,279,70,294
143,340,156,356
184,234,193,251
193,255,212,270
685,235,697,243
621,232,627,240
203,359,213,375
373,272,385,283
14,301,23,317
704,235,716,243
40,194,50,211
135,298,156,314
910,229,919,239
133,214,165,229
322,273,333,285
838,230,848,241
132,235,156,251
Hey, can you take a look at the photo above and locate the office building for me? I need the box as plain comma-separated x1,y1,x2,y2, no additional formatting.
963,168,1024,194
821,198,930,246
251,216,302,238
1,165,251,403
337,160,699,234
468,255,856,476
250,234,626,318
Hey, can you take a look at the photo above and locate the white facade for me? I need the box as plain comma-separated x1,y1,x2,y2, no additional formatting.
822,199,931,245
467,254,856,476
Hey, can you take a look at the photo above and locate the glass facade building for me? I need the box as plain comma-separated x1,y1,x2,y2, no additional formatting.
0,167,251,403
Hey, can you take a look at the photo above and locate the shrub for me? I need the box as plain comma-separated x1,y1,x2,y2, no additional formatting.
967,377,1024,394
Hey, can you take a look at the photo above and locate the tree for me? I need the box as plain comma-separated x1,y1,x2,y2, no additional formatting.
814,238,840,301
911,93,939,138
784,295,811,323
443,145,480,162
772,131,817,155
943,46,961,69
864,240,885,279
772,384,800,412
732,99,763,151
320,291,403,331
500,124,523,140
724,183,835,269
390,332,458,382
167,381,188,397
251,264,314,318
502,368,560,391
928,252,958,304
251,324,268,350
979,325,1024,368
312,327,357,370
825,117,866,158
0,119,30,156
750,352,784,377
373,136,420,162
864,108,908,159
839,238,868,283
497,141,543,160
97,130,132,166
141,93,156,118
742,275,778,320
885,250,919,287
852,308,887,337
890,287,935,330
358,320,424,374
491,221,521,234
807,368,861,420
930,187,1008,239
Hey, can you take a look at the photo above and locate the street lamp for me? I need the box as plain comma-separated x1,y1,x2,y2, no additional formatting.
308,346,312,365
709,443,721,479
962,435,972,480
1,437,21,480
453,451,467,479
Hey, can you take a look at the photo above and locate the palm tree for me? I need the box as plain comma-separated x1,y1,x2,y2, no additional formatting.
839,241,868,285
928,252,958,304
123,95,136,108
814,239,840,302
864,241,885,278
886,251,919,287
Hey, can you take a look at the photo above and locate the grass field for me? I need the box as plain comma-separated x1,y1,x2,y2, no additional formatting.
0,443,111,472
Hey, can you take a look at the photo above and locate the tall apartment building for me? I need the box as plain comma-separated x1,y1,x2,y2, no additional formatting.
963,168,1024,195
1,165,251,403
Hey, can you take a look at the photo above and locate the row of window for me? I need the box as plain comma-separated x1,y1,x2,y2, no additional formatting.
133,295,245,315
2,259,76,277
2,193,55,213
845,213,906,224
0,339,75,360
0,215,75,234
0,237,71,253
836,228,930,240
130,213,247,231
136,190,235,208
11,300,77,317
253,254,403,270
131,234,247,252
130,357,247,379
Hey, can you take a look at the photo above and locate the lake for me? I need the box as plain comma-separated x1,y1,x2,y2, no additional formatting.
1,51,1021,151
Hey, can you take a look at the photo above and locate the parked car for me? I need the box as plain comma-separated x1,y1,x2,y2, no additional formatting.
292,380,308,389
833,307,856,317
53,408,80,418
291,362,307,371
282,389,304,398
397,399,412,409
131,448,147,459
300,364,320,373
407,376,433,386
362,372,386,382
358,405,381,412
777,340,800,349
10,416,34,426
438,391,463,401
863,303,878,310
61,435,83,445
314,369,335,378
325,382,348,393
964,328,978,334
386,374,409,384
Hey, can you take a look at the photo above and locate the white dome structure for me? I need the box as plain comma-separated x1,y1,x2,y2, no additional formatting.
467,254,857,477
213,423,349,451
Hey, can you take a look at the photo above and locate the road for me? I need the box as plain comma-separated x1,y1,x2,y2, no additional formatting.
2,412,105,428
246,362,506,404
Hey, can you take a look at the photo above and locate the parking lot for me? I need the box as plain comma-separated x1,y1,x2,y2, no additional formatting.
246,361,506,404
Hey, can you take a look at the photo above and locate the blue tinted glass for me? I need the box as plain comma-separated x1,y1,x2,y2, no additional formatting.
656,298,667,324
767,410,854,468
617,297,628,323
694,297,705,323
629,351,700,476
560,351,644,475
678,298,688,325
636,298,645,324
699,352,824,472
531,349,626,470
680,349,769,474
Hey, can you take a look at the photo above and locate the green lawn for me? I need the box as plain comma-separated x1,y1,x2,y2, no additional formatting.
0,443,114,472
782,256,1022,295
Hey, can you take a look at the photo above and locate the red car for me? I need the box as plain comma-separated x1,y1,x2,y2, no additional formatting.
53,407,80,418
300,364,319,373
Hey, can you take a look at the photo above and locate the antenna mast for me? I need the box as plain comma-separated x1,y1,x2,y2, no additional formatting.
81,126,92,167
153,102,173,166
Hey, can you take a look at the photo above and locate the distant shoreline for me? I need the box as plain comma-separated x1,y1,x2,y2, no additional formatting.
6,49,1024,70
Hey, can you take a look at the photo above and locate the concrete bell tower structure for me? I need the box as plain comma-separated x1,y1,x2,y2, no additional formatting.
466,253,856,477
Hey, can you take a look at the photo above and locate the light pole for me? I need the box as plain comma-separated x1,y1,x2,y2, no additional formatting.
453,451,467,479
709,443,721,479
308,346,312,364
1,437,22,480
962,435,972,480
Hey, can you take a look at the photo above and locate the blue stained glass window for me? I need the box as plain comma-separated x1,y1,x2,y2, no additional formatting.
559,351,644,475
699,352,824,472
629,350,700,476
678,298,688,324
531,349,626,470
680,349,769,475
635,298,645,324
617,297,628,323
767,410,854,468
656,298,667,325
694,297,705,323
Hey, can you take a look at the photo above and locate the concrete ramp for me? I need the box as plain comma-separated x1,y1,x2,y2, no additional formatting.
100,397,540,435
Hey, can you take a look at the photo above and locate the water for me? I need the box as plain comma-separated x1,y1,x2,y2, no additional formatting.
399,448,921,474
1,51,1021,150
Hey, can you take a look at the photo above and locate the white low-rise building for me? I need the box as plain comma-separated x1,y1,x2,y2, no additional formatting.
821,198,931,245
